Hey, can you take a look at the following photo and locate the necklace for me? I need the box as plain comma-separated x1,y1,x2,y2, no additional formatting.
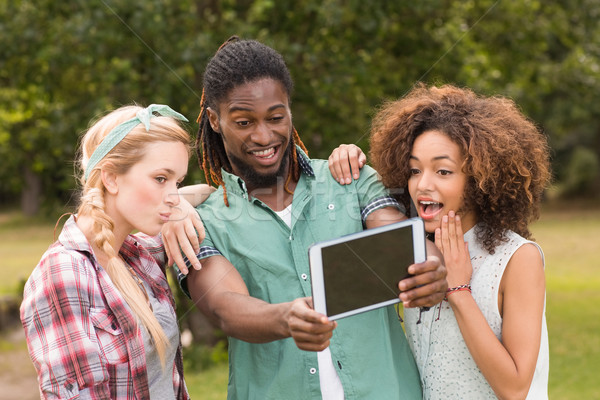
121,256,153,311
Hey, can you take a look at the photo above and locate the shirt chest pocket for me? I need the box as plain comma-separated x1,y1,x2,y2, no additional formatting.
308,198,362,241
90,308,129,364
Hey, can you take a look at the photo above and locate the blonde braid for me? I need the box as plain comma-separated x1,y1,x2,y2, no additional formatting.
79,182,169,367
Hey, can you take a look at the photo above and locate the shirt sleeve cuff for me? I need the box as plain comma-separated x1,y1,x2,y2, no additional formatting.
176,246,222,298
360,195,405,223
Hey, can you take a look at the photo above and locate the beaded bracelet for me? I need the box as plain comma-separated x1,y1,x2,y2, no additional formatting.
444,284,472,300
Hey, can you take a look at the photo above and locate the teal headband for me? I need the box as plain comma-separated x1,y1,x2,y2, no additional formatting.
84,104,188,180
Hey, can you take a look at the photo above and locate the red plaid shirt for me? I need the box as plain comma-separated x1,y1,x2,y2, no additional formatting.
20,216,190,399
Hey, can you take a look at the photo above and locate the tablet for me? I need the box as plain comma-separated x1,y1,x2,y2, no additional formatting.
309,218,426,320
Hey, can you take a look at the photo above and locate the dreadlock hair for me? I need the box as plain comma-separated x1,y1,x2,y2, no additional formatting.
196,36,308,206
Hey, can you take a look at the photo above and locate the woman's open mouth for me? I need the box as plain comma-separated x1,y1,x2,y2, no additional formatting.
419,200,444,220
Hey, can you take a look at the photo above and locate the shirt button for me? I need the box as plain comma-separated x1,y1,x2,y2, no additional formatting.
65,383,73,391
301,273,308,280
327,204,335,210
309,367,317,375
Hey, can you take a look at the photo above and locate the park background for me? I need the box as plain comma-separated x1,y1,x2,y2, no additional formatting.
1,1,599,399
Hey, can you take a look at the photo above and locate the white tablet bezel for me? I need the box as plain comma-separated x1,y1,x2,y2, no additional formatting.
309,217,426,320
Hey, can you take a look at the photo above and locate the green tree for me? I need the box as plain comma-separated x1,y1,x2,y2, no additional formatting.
1,0,599,216
422,0,600,195
0,0,212,214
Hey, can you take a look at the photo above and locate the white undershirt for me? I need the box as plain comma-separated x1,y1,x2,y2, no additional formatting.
273,203,293,228
274,204,345,400
317,348,345,400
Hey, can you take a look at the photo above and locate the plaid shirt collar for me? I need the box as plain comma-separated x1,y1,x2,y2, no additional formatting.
59,215,142,267
58,215,94,253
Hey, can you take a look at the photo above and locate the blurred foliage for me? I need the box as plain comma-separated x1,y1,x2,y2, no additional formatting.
183,339,229,372
1,0,600,215
561,146,600,196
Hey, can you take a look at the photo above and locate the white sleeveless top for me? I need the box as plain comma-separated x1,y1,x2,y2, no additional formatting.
405,225,549,399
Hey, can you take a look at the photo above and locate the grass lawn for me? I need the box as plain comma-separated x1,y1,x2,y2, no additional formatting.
531,201,600,400
185,361,229,399
0,211,60,294
1,201,598,399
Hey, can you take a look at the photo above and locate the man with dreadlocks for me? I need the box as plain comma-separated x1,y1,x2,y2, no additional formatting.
171,37,447,400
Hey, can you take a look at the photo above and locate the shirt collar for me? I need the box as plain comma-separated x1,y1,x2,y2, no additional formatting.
295,146,315,177
220,145,315,198
58,215,140,266
58,215,94,254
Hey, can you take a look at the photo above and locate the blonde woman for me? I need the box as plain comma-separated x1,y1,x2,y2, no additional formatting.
20,104,211,399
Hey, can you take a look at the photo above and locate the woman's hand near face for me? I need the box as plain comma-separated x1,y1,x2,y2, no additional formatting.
328,144,366,185
434,211,472,288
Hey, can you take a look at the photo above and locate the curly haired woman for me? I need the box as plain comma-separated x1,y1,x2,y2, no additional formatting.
329,83,551,399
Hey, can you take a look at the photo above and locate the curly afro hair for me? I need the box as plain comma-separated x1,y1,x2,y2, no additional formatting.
369,83,552,253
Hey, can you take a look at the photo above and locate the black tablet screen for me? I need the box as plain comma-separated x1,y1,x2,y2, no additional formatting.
321,225,414,317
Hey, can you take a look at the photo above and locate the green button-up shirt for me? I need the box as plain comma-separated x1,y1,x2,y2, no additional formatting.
184,150,421,400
